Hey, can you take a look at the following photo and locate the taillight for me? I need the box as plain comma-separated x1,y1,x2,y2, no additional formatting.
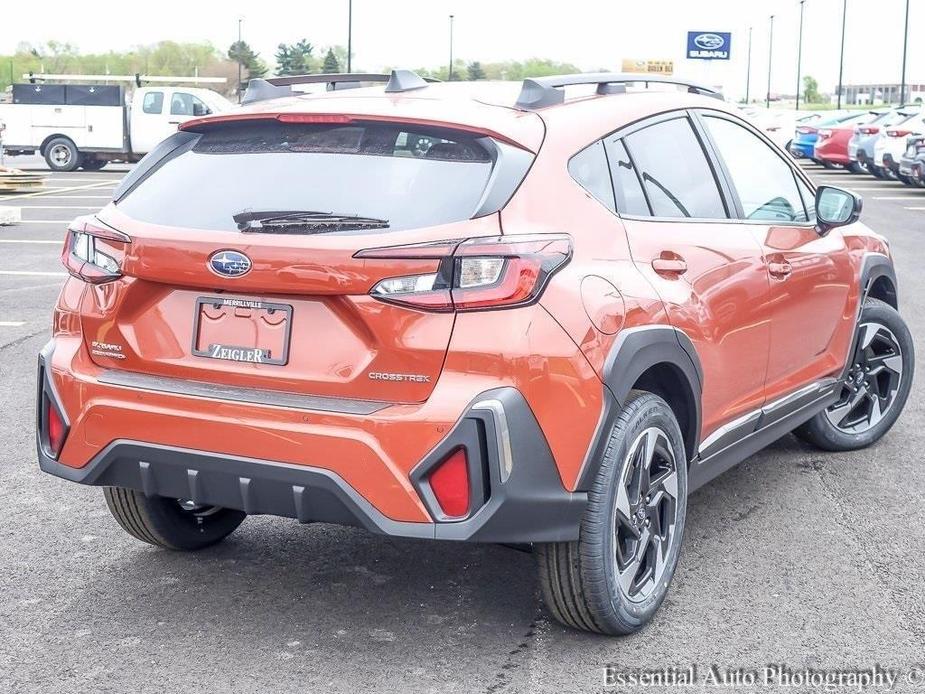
61,216,130,284
859,126,880,135
817,129,833,139
886,129,913,138
796,126,817,135
43,394,67,457
428,448,470,518
359,234,571,312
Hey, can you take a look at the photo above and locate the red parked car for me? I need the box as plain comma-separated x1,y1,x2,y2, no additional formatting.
37,71,913,636
815,111,884,172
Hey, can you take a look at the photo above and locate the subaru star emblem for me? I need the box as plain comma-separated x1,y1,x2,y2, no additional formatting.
208,250,252,278
694,33,725,50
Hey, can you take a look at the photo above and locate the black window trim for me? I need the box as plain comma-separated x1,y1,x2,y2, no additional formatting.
568,109,739,224
691,108,818,228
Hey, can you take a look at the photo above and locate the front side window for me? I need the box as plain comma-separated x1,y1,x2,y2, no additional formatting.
623,117,727,219
170,92,211,117
704,115,808,223
142,91,163,114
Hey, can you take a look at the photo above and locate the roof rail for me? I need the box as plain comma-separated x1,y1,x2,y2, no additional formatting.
514,73,724,110
242,70,437,104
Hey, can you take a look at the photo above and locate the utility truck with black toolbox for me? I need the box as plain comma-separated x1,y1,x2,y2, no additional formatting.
0,75,231,171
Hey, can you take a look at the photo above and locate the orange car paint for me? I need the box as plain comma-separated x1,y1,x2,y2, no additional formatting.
45,84,885,523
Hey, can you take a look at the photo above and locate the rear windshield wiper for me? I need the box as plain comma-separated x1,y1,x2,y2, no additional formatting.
233,209,390,233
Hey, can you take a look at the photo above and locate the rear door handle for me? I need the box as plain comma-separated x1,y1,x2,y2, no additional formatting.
768,260,793,279
651,255,688,277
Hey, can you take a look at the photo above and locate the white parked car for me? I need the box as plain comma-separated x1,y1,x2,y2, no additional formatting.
872,109,925,181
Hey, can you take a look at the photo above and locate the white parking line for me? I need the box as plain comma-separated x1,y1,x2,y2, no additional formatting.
0,270,66,277
904,207,925,210
0,321,26,327
0,239,61,244
20,206,102,210
26,195,112,200
0,180,116,201
873,196,925,200
12,221,73,224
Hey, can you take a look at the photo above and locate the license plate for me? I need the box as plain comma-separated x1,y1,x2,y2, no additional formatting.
192,296,292,366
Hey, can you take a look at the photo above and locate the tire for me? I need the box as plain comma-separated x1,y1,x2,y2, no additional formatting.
79,158,107,171
103,487,246,550
795,298,914,452
43,137,82,172
870,166,886,179
847,162,864,174
537,391,688,635
821,160,837,170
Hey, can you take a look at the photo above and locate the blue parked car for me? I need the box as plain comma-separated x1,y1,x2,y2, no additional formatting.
789,112,855,163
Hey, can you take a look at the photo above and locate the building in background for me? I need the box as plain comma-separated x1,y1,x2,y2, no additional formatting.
842,82,925,106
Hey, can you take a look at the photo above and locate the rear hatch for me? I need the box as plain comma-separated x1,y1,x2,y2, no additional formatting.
81,117,526,404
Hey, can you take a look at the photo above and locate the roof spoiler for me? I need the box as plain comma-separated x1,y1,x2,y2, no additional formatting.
242,70,437,104
514,72,724,110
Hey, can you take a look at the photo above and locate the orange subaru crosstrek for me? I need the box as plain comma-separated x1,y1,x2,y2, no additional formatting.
37,71,913,635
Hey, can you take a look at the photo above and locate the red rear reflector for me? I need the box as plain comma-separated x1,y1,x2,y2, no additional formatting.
45,396,66,457
429,448,470,518
860,126,880,135
887,129,912,138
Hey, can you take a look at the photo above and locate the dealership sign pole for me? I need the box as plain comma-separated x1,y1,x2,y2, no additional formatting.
900,0,909,105
837,0,847,109
796,0,806,110
746,26,752,103
766,15,774,109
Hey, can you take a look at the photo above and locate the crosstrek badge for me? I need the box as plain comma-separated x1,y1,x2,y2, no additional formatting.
90,340,125,359
368,372,432,383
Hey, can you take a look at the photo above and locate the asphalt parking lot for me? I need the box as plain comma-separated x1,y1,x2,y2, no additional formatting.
1,156,924,693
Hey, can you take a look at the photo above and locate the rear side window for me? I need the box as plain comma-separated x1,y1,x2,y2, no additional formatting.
142,91,163,114
116,122,495,232
604,138,649,216
568,141,615,212
624,117,727,219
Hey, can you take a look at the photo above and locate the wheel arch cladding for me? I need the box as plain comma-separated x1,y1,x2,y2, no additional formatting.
861,253,898,309
575,326,703,491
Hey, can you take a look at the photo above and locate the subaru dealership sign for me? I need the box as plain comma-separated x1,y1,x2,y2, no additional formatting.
686,31,731,60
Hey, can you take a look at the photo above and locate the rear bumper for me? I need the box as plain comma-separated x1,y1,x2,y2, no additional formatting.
36,342,587,543
789,141,814,158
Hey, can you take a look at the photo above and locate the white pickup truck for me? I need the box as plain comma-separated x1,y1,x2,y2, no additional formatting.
0,83,231,171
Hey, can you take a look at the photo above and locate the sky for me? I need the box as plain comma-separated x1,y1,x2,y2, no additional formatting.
2,0,920,99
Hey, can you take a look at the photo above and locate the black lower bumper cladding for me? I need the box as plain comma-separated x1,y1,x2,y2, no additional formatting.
36,346,586,543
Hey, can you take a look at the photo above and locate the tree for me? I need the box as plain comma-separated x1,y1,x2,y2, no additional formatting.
291,40,314,74
274,44,293,75
467,61,486,80
228,40,267,81
322,48,340,73
803,75,821,104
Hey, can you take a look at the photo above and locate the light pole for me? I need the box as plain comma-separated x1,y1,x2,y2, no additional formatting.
236,18,243,104
745,26,753,103
347,0,353,73
766,15,774,108
448,15,455,81
836,0,847,109
796,0,806,109
900,0,909,104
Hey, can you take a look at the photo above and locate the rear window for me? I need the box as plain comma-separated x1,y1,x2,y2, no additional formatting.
116,122,495,232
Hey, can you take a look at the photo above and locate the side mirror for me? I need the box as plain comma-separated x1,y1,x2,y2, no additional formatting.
815,185,862,235
192,103,210,117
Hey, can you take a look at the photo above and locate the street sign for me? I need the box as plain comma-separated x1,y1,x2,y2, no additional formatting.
686,32,732,60
621,59,675,76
